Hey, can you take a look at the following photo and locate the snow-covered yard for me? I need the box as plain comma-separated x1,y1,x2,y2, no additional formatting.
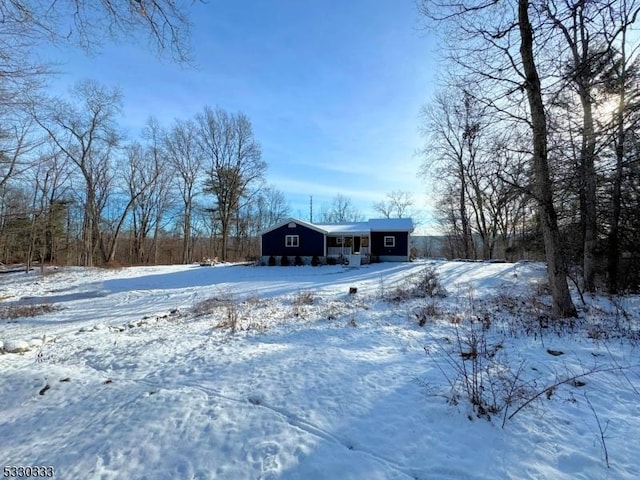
1,261,639,479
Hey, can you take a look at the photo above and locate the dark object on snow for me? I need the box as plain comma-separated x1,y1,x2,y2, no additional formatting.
349,287,358,295
39,384,50,395
460,350,477,360
546,349,564,356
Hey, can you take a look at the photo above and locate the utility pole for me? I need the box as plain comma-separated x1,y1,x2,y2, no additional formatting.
309,196,313,222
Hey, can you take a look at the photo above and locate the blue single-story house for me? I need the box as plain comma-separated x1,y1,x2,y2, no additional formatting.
259,217,414,265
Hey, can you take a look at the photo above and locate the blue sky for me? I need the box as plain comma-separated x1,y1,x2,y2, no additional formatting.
44,0,439,231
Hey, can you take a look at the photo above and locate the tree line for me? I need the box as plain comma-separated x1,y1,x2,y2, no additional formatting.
0,3,422,269
1,78,419,268
0,80,301,267
420,0,640,313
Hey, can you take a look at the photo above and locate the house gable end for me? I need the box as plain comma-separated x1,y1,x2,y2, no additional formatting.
260,219,325,258
259,218,328,236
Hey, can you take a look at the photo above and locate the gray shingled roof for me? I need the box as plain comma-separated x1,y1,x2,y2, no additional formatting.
310,218,414,234
260,217,414,236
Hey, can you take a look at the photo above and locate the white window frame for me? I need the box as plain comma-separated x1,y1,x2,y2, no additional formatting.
384,235,395,248
285,235,299,247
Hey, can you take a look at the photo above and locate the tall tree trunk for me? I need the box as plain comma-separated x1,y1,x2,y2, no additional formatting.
607,24,632,294
221,215,229,262
82,209,93,267
458,163,472,258
518,0,577,318
608,77,626,293
153,212,162,265
182,207,192,264
608,138,623,293
543,1,600,292
579,85,598,292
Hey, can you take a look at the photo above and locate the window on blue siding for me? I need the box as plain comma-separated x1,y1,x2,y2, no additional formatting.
285,235,299,247
384,236,395,247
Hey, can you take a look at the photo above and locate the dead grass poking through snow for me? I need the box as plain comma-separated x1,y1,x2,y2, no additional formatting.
192,294,276,333
0,303,61,320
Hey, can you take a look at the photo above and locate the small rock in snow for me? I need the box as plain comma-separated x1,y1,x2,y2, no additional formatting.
3,339,31,353
547,349,564,356
247,393,265,406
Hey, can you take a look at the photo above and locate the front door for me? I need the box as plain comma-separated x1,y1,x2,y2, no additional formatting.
353,236,361,254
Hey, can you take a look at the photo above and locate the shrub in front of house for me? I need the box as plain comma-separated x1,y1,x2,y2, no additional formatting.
311,255,320,267
281,255,290,266
268,255,276,266
294,255,304,266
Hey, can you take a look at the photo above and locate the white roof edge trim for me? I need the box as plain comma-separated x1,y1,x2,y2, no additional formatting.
259,217,414,236
258,218,329,236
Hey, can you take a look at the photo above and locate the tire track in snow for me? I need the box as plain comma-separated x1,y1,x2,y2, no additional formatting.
250,398,422,479
136,378,422,480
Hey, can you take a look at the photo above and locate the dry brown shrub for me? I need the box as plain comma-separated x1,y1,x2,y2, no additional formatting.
0,304,60,320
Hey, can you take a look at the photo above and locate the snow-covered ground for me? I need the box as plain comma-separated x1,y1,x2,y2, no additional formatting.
1,260,638,479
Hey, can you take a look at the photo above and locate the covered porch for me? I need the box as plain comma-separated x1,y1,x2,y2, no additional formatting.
326,235,370,259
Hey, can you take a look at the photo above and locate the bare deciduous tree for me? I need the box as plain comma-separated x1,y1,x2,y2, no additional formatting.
420,0,577,317
599,1,640,292
0,1,195,64
373,190,415,219
196,106,266,261
422,89,482,259
543,1,617,291
320,194,363,223
35,80,123,266
25,145,73,270
164,118,202,264
254,186,291,231
125,133,169,265
0,117,40,192
518,0,577,316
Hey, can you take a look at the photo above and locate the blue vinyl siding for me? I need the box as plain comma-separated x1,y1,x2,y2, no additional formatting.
371,231,409,257
261,222,325,257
